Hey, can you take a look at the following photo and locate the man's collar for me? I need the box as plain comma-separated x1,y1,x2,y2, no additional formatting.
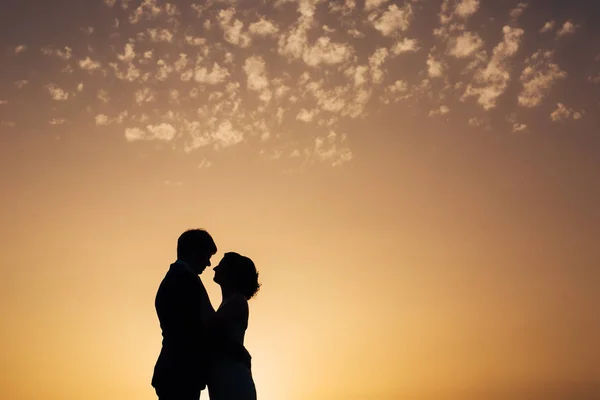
173,259,197,275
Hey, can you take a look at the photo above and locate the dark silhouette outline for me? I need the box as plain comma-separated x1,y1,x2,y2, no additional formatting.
206,252,260,400
151,229,251,400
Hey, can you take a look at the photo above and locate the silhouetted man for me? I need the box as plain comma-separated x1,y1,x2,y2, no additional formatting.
152,229,250,400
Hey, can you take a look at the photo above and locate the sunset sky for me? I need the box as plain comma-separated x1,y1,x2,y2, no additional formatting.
1,0,599,399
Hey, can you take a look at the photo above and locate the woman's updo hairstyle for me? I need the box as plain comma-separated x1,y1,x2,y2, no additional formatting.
222,252,261,300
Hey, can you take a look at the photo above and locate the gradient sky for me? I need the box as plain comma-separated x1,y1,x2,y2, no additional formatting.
1,0,599,399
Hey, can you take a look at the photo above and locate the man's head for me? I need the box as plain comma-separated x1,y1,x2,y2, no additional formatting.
176,229,217,274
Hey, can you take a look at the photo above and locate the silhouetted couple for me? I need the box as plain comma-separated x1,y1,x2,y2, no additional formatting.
152,229,260,400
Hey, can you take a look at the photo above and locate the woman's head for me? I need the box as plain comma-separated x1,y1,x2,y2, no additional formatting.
213,252,261,300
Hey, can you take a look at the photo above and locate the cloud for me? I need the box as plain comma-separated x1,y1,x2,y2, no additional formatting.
198,158,213,169
212,120,243,148
173,54,189,72
297,108,319,122
341,87,372,118
147,123,177,141
518,50,567,108
371,4,413,37
182,120,211,152
185,36,207,46
303,37,353,67
134,88,156,105
104,0,117,7
42,46,72,60
125,122,177,142
540,20,555,33
462,26,524,110
15,45,27,54
110,62,144,82
313,131,353,167
348,29,365,38
218,7,252,48
550,103,584,122
435,0,480,41
47,84,69,101
147,28,174,43
277,1,315,61
0,100,7,105
194,62,230,85
391,38,419,54
155,59,174,81
278,2,352,69
129,0,163,24
369,48,388,84
365,0,389,11
243,56,269,92
328,0,357,15
125,128,145,142
429,105,450,116
79,57,102,72
447,31,484,58
512,123,527,133
49,118,66,125
307,84,349,113
95,114,110,126
556,20,577,37
15,80,28,89
9,0,596,168
387,80,409,94
427,53,446,78
454,0,480,19
249,18,279,37
468,117,485,127
97,89,110,103
509,2,528,19
118,43,136,63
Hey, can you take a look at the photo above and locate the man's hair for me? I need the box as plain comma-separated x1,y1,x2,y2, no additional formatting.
177,229,217,259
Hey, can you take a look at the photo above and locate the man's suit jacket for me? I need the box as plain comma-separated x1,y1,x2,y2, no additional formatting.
152,262,213,391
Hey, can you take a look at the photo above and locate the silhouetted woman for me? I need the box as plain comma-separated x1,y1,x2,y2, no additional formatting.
207,252,261,400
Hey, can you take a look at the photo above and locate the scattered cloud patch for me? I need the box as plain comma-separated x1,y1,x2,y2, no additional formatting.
556,20,577,38
218,7,252,48
391,38,419,54
47,84,69,101
429,105,450,117
462,26,524,110
147,123,177,141
509,2,528,19
79,57,102,72
518,50,567,108
446,31,484,58
512,123,527,133
540,20,555,33
550,103,584,122
371,4,413,37
249,18,279,37
427,52,446,78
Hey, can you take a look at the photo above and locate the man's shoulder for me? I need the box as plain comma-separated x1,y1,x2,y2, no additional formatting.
161,264,200,287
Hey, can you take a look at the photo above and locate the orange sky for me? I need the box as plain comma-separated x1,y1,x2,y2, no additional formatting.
1,1,600,399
